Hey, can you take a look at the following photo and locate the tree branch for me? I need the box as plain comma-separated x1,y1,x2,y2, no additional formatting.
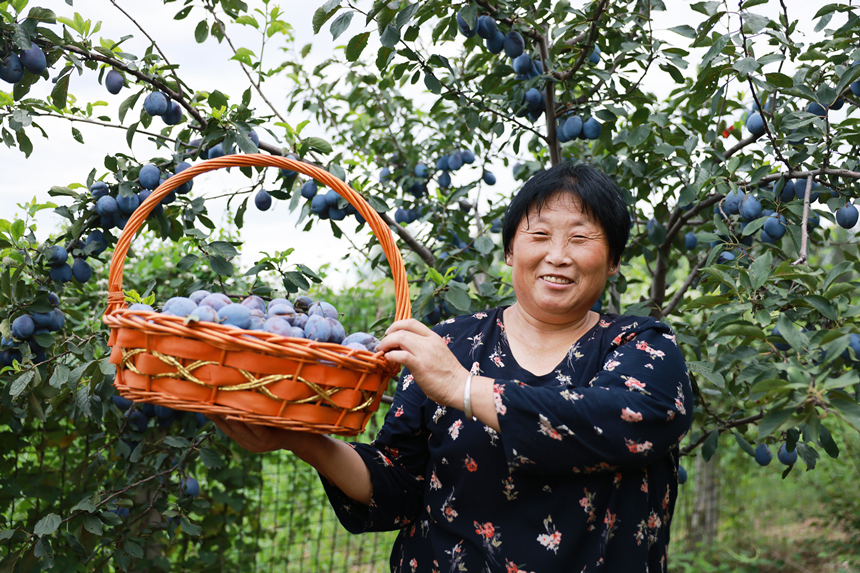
30,112,178,145
791,172,817,266
680,413,764,456
380,212,435,267
204,3,289,125
662,255,709,317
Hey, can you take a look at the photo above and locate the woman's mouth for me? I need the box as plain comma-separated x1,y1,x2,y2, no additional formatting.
541,275,573,285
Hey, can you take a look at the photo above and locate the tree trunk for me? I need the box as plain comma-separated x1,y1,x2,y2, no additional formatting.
689,453,719,546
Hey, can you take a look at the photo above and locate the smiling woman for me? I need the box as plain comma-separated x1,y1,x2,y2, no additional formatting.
214,162,694,573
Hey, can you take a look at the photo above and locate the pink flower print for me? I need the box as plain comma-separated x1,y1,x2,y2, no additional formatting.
648,511,662,529
604,359,621,371
464,455,478,472
625,438,654,454
402,373,414,390
376,451,393,466
645,363,654,369
537,415,563,441
394,405,405,417
537,516,561,553
470,361,482,376
599,319,611,328
623,376,646,391
474,521,495,539
493,383,507,415
409,558,418,571
441,491,458,522
663,332,677,345
440,334,452,345
613,472,622,487
636,339,666,359
641,481,648,493
448,419,463,440
621,407,643,422
612,334,623,346
430,471,442,490
502,476,517,501
474,311,488,319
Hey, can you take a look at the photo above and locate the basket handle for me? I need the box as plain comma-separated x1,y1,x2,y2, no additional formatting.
104,154,411,323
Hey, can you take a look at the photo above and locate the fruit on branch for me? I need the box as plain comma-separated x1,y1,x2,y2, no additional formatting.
482,171,496,185
476,15,497,39
116,192,140,215
504,31,525,59
50,263,73,283
677,464,687,484
754,443,772,466
255,189,272,211
581,117,602,140
745,112,765,136
438,171,451,188
105,69,124,94
486,30,505,54
739,194,762,221
807,102,826,117
139,164,162,191
163,100,183,125
684,232,697,250
777,443,797,465
0,53,23,84
96,196,119,217
836,204,858,229
143,91,170,116
763,214,786,240
563,115,583,140
90,181,109,198
300,180,318,199
512,53,532,75
180,477,200,497
456,11,478,38
72,258,92,283
20,46,47,75
588,45,601,65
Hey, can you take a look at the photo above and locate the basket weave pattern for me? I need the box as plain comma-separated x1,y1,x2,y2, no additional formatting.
103,154,409,435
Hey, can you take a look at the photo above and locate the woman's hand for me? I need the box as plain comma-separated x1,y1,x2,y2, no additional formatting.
208,415,313,453
378,318,469,407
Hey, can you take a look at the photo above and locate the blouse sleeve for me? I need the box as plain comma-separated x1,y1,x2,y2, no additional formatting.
493,321,693,474
321,367,431,533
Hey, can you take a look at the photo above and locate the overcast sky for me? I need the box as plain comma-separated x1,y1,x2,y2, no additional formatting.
0,1,829,288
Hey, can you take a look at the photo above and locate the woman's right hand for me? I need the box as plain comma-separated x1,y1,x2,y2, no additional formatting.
208,415,316,453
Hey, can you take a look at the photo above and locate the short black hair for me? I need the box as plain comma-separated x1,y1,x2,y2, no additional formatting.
502,162,629,267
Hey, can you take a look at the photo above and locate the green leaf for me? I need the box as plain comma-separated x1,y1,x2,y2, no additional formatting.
194,20,209,43
302,137,333,155
51,74,70,109
732,57,759,77
329,10,353,41
424,72,441,94
9,371,35,398
733,431,757,456
345,32,370,62
776,314,806,351
163,436,191,448
474,236,494,255
445,283,471,311
209,255,234,276
199,448,223,469
624,125,651,147
208,90,228,109
702,430,719,461
380,24,400,48
700,33,730,69
668,25,696,38
757,406,794,439
312,3,340,35
179,515,201,537
801,294,837,321
34,513,61,537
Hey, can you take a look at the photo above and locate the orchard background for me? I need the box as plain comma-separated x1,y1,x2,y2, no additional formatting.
1,0,860,571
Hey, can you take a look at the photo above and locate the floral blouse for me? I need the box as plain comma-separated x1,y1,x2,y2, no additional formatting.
321,308,693,573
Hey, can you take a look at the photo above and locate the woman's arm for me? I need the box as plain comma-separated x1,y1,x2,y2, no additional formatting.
210,416,372,505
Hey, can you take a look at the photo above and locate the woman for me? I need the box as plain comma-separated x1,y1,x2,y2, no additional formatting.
213,162,693,572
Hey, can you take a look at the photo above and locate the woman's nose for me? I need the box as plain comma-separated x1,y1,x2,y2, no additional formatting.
544,237,572,265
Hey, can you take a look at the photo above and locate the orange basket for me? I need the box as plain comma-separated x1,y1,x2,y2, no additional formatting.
103,154,409,435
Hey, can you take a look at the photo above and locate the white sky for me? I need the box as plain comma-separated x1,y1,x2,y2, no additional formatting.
0,1,827,289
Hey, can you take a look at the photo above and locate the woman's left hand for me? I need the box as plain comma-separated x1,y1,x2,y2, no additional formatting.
378,318,468,407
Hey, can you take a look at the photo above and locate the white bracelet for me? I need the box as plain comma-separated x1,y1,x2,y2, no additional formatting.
463,373,475,421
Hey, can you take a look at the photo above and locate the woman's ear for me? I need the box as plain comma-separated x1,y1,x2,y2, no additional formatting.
505,251,512,267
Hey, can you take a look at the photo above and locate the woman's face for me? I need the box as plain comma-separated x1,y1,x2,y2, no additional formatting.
506,192,617,325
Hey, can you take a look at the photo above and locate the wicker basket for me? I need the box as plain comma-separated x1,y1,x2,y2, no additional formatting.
103,154,409,436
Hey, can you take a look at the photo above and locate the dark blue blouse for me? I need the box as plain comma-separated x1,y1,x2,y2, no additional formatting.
322,308,693,573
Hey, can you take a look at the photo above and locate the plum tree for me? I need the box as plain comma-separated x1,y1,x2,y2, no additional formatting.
4,2,860,568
